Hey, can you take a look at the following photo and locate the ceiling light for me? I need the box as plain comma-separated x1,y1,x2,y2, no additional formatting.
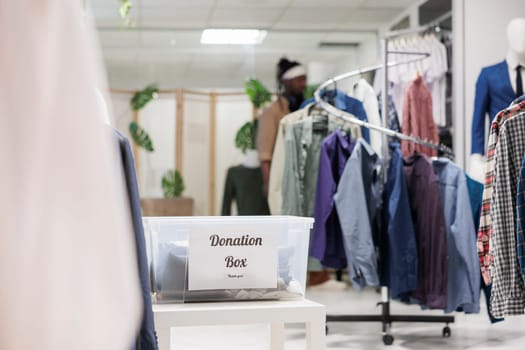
200,29,267,45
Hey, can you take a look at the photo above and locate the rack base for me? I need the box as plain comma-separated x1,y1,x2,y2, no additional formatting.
326,290,455,346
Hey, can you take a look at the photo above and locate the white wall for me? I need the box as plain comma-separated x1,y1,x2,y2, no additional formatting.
182,95,210,216
138,96,176,198
454,0,525,169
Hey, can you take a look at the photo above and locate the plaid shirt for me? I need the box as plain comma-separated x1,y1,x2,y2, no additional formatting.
477,101,525,285
489,113,525,318
517,156,525,285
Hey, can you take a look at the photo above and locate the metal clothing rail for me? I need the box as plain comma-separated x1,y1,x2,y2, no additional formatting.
314,53,455,159
315,50,455,345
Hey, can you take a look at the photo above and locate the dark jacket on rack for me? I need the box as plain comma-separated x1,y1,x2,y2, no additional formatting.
114,129,158,350
381,143,418,299
403,152,448,309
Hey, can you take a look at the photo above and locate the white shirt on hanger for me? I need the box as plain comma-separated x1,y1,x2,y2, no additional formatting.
351,78,383,154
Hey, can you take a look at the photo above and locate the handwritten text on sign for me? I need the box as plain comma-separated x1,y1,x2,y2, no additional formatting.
188,224,278,291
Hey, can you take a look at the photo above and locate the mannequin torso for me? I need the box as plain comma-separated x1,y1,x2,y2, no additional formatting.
470,17,525,158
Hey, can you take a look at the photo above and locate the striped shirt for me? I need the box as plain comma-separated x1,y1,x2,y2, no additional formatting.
477,101,525,285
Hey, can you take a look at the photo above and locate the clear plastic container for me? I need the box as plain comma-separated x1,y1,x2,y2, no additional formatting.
143,216,313,303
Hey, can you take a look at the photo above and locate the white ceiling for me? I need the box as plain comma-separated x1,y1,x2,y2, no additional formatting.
88,0,420,89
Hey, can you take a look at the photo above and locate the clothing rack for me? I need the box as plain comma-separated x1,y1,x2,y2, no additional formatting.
314,38,455,345
314,54,455,160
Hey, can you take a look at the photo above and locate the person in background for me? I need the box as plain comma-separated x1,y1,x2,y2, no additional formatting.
256,57,307,197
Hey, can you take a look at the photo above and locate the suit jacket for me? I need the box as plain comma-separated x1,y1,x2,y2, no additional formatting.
471,60,516,155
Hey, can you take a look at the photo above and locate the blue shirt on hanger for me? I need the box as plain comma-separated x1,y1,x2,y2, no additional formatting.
334,139,382,290
301,89,370,144
432,158,480,314
381,143,418,299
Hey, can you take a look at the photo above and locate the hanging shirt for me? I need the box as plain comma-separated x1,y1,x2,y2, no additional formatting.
373,34,448,127
517,156,525,285
301,89,370,144
310,129,355,269
267,104,310,215
477,100,525,285
221,165,270,215
381,143,418,300
334,139,382,290
377,85,402,134
269,104,361,215
352,78,383,154
489,113,525,318
403,153,448,309
432,158,480,314
281,109,342,217
401,76,439,157
426,35,449,127
466,174,503,323
466,175,484,233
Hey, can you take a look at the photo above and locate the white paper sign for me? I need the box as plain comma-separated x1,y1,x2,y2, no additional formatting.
188,224,278,291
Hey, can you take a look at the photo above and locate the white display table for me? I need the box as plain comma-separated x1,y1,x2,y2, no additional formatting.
153,299,326,350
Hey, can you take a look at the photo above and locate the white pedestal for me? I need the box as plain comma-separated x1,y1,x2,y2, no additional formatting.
153,299,326,350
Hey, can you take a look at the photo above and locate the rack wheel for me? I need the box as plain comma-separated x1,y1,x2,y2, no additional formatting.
442,326,451,338
383,334,394,345
326,326,329,335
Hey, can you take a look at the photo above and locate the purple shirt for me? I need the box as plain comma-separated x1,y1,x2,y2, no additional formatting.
403,152,448,309
310,129,355,269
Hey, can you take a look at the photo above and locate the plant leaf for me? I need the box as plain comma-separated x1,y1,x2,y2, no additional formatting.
235,120,258,153
130,84,159,111
245,78,272,109
161,170,185,198
119,0,132,19
129,121,154,152
303,84,320,100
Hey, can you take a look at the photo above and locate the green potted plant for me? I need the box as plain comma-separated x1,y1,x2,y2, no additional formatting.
245,78,272,112
239,78,271,164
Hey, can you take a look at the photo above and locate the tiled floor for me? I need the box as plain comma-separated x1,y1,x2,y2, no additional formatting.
168,284,525,349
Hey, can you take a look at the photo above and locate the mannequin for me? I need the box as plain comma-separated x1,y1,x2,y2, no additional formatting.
470,17,525,181
507,18,525,69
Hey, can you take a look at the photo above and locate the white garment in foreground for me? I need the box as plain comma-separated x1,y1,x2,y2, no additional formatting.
0,1,141,349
